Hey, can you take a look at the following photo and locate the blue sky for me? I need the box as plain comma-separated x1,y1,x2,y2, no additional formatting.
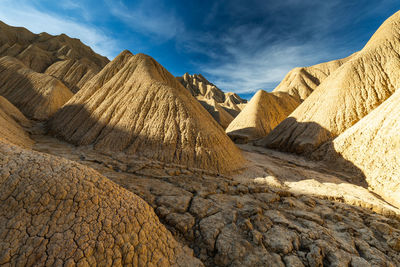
0,0,399,99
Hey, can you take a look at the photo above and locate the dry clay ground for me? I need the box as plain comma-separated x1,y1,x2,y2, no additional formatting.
31,127,400,266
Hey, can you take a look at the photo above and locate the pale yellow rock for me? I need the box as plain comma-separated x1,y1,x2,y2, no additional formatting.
0,20,108,92
0,96,33,148
0,141,202,266
273,55,353,101
177,73,247,127
259,10,400,153
226,90,300,143
0,56,73,120
314,89,400,208
49,51,245,174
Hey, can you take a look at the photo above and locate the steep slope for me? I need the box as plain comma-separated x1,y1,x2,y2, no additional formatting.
0,96,33,148
177,73,247,126
0,141,202,266
259,11,400,153
49,51,244,174
272,55,353,101
0,56,73,120
226,90,300,143
198,98,235,129
314,89,400,208
0,21,108,92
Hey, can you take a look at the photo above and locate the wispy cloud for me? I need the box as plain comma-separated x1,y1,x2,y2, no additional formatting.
0,0,119,58
106,0,184,42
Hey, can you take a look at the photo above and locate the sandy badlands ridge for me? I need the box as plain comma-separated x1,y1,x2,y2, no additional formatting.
0,11,400,267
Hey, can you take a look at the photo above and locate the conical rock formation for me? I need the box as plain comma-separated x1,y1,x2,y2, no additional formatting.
0,56,73,120
259,11,400,153
0,141,202,266
314,89,400,208
0,96,33,148
49,51,244,173
226,90,300,143
0,21,108,92
273,55,353,101
177,73,247,126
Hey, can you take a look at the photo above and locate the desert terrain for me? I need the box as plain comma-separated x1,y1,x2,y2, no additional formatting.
0,9,400,267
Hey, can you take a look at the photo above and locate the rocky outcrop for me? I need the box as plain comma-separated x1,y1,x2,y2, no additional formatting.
314,89,400,209
259,10,400,153
226,90,300,143
33,137,400,267
0,96,33,148
177,73,247,127
0,20,108,92
272,55,353,101
0,141,202,266
49,51,245,174
0,56,73,120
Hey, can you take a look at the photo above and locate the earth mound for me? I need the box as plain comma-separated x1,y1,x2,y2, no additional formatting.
0,20,109,92
314,89,400,208
258,10,400,153
0,56,73,120
0,141,202,266
49,51,244,174
0,96,33,148
226,90,300,143
177,73,247,126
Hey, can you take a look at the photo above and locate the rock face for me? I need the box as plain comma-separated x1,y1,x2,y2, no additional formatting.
49,51,244,174
314,89,400,208
0,20,109,93
0,56,73,120
0,141,202,266
0,96,33,148
259,11,400,153
177,73,247,127
226,90,300,143
272,55,353,101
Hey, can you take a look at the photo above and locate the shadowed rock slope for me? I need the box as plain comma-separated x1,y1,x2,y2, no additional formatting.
49,51,244,174
0,20,109,93
177,73,247,127
0,96,33,148
314,89,400,209
226,90,300,143
272,55,353,101
259,10,400,153
0,141,202,266
0,56,73,120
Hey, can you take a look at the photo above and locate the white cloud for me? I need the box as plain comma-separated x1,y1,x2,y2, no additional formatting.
106,0,184,42
0,0,119,58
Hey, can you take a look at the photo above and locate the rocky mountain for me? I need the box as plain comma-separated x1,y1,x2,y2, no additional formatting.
226,90,300,143
258,10,400,153
0,141,202,266
0,56,73,120
314,89,400,208
0,20,109,93
177,73,247,128
49,51,244,174
272,55,353,101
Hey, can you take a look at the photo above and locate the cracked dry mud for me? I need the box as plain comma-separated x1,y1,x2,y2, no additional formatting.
32,133,400,267
0,141,202,266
